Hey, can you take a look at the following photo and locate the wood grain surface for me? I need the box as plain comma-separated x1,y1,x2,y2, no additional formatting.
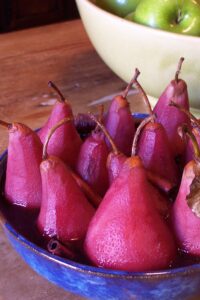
0,19,147,300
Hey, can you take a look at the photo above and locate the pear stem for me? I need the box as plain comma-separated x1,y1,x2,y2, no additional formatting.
43,117,73,160
175,57,184,82
132,69,154,116
98,104,104,124
47,238,77,260
89,113,120,155
48,81,65,103
178,124,200,161
122,68,140,99
70,169,101,207
94,104,104,132
169,100,199,127
0,120,12,129
147,170,174,193
132,115,155,156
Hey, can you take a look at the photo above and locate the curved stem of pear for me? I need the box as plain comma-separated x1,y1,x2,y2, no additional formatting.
48,81,65,103
147,170,174,193
94,104,104,132
132,71,154,116
43,117,73,160
178,124,200,161
70,169,101,207
170,100,200,127
89,113,119,155
122,68,140,99
0,120,12,129
175,57,184,82
98,104,104,124
132,115,155,156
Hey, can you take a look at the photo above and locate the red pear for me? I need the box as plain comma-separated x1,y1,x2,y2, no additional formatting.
76,109,109,197
132,74,179,186
153,57,190,157
135,121,179,185
172,125,200,256
104,71,137,156
1,120,43,209
84,156,177,271
76,130,109,197
37,118,95,244
92,114,173,193
38,81,82,169
107,152,127,185
42,117,102,208
38,155,95,244
169,101,200,165
89,114,127,185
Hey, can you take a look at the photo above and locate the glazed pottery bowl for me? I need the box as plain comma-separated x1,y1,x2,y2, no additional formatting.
0,114,200,300
75,0,200,109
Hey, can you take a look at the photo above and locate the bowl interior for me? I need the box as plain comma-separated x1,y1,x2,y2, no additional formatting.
0,114,200,278
1,115,200,300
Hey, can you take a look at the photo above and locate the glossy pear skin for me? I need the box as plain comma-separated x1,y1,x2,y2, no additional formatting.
38,102,82,169
107,152,127,185
76,131,109,197
5,123,43,209
37,156,95,244
105,96,135,156
153,79,190,157
172,161,200,255
85,157,176,271
137,121,179,185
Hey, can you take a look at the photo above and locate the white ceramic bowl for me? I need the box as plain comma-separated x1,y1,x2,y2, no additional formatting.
76,0,200,109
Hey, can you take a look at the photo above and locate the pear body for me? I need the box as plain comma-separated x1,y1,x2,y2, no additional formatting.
37,156,95,244
76,131,109,197
5,123,43,209
172,161,200,255
153,79,190,157
137,121,179,185
107,152,127,185
38,102,82,168
85,157,176,271
105,96,135,156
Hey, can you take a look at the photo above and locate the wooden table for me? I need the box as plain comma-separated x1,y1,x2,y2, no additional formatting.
0,19,148,300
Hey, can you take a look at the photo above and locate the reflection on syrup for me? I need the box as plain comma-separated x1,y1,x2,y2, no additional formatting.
1,197,89,264
1,196,200,270
1,198,44,247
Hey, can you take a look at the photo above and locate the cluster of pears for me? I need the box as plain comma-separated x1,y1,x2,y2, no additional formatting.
2,58,200,272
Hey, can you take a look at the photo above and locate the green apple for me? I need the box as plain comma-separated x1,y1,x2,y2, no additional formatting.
126,0,200,36
95,0,140,17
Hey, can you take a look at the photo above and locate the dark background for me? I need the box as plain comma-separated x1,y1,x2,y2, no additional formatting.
0,0,79,32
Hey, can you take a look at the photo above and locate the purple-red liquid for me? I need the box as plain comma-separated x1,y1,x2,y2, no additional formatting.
1,197,200,270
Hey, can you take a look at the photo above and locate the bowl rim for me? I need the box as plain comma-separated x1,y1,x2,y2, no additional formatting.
76,0,200,43
1,115,200,279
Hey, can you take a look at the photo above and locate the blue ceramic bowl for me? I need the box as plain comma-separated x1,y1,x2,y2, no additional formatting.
1,114,200,300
